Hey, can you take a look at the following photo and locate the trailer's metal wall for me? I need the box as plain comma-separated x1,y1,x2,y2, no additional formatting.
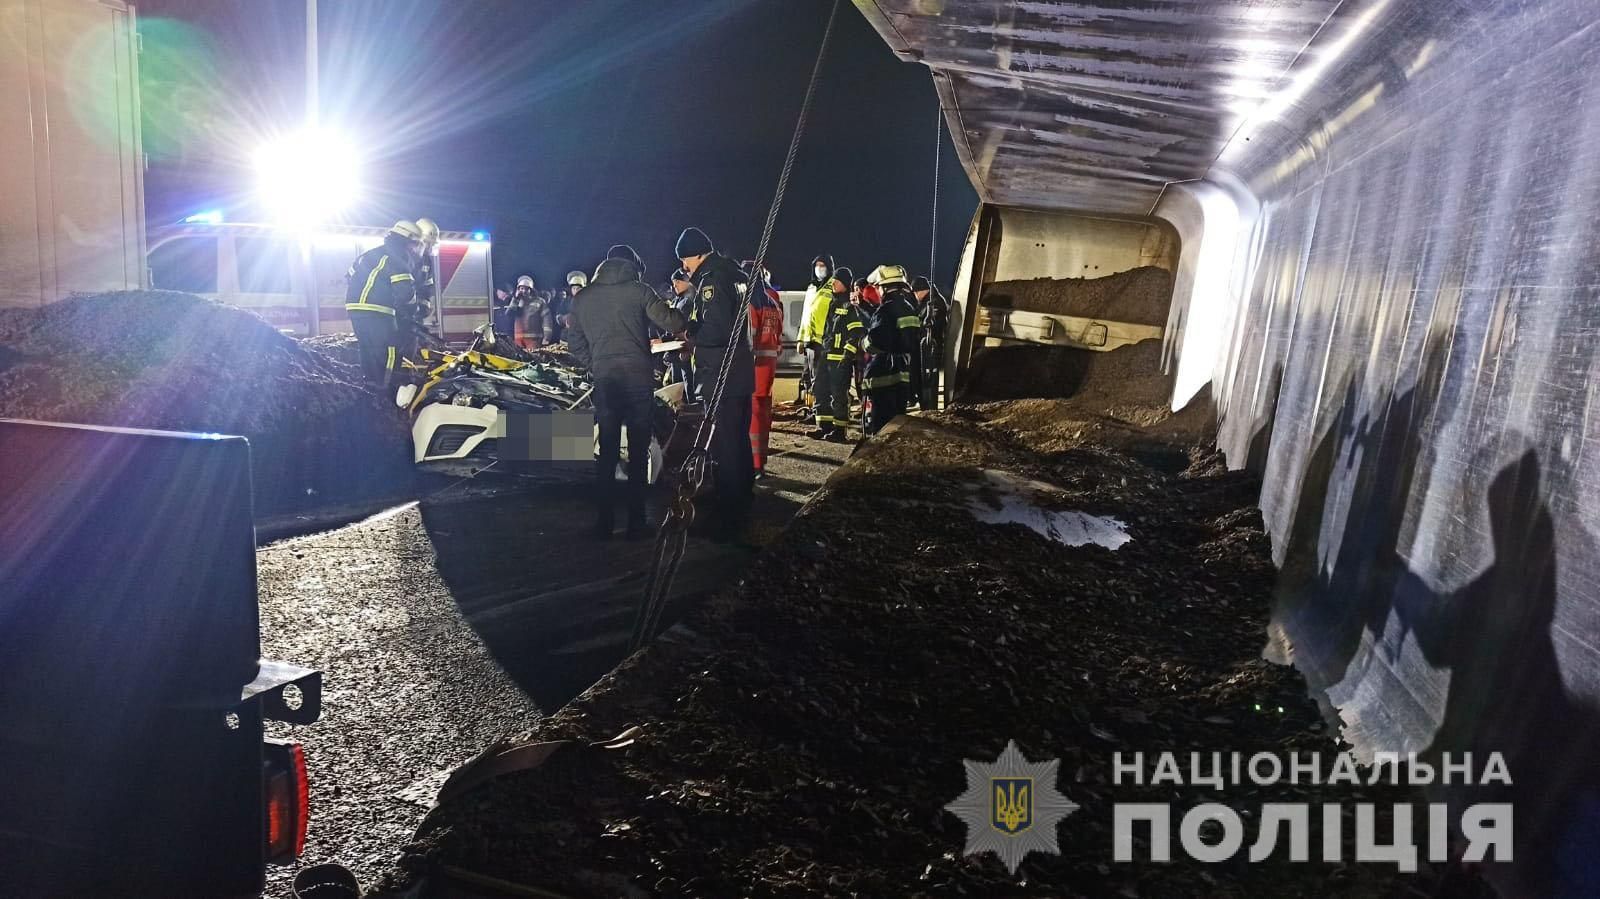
986,208,1177,283
0,0,146,307
1174,1,1600,890
858,0,1600,888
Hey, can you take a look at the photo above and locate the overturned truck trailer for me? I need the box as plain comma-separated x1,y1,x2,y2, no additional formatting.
859,0,1600,891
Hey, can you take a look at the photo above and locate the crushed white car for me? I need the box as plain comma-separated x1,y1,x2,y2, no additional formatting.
398,330,687,483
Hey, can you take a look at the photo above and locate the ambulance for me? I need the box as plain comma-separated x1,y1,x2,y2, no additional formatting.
147,220,494,341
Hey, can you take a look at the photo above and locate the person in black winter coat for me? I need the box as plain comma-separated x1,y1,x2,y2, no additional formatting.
567,246,688,538
676,226,754,535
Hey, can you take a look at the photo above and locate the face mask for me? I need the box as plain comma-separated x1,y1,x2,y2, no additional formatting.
814,266,827,280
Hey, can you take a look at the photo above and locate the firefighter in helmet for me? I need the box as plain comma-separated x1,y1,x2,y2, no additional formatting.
345,220,423,387
862,264,921,434
407,217,441,346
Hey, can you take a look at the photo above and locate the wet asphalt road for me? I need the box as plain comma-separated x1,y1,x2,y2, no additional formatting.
256,402,849,896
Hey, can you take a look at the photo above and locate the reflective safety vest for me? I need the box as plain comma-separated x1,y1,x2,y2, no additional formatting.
345,244,415,315
801,285,833,346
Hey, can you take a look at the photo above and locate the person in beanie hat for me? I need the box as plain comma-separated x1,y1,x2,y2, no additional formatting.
674,227,714,260
567,244,688,539
676,226,755,539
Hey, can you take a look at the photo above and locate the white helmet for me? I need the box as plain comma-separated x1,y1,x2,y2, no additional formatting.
867,264,910,289
389,220,422,241
566,270,588,289
415,217,440,248
516,275,535,289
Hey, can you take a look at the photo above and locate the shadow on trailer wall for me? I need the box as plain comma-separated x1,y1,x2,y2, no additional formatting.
0,420,320,895
1153,3,1600,891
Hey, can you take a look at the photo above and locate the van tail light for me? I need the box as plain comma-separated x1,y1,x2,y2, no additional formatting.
263,739,309,863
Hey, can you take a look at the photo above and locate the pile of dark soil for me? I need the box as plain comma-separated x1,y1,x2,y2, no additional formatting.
377,414,1483,898
959,339,1216,453
0,291,413,514
981,266,1173,326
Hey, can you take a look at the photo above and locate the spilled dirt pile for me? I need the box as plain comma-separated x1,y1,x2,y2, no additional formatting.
379,416,1483,898
0,291,413,513
981,265,1173,326
958,339,1216,452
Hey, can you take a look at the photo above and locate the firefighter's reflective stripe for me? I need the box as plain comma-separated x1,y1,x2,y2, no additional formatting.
386,346,396,373
346,253,396,313
867,374,902,388
897,315,921,329
825,353,846,362
390,273,414,284
847,320,864,330
899,372,912,383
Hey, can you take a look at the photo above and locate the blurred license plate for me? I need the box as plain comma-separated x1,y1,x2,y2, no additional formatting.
500,411,593,461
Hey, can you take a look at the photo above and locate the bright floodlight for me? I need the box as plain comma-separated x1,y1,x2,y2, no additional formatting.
255,129,359,225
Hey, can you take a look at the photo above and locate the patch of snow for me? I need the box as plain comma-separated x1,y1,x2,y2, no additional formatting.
965,470,1131,550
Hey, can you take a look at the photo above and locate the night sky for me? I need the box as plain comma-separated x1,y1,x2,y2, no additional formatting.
136,0,978,291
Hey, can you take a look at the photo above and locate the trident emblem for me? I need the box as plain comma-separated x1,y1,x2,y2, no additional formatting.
992,778,1032,834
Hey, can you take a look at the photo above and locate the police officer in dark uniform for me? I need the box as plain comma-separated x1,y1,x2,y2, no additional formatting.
566,243,688,539
345,220,422,387
676,226,755,536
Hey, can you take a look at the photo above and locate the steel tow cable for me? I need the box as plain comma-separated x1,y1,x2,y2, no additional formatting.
630,0,842,652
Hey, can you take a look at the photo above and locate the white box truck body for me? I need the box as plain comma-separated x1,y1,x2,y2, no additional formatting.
0,0,146,307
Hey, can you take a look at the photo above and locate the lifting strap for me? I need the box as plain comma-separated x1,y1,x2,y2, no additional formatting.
631,0,841,652
930,104,942,281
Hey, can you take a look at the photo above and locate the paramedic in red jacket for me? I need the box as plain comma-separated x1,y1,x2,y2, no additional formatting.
747,266,784,478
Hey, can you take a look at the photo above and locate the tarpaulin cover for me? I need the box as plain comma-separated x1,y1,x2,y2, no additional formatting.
856,0,1600,891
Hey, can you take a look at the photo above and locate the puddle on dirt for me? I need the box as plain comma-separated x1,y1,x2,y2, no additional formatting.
966,469,1131,550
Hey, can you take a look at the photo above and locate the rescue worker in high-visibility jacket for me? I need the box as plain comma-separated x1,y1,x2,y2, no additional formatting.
747,267,784,475
345,221,423,387
809,267,860,440
797,254,833,404
862,264,920,434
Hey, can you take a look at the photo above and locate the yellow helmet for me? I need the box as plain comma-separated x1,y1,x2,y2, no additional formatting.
868,264,909,288
389,220,423,241
415,217,440,248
